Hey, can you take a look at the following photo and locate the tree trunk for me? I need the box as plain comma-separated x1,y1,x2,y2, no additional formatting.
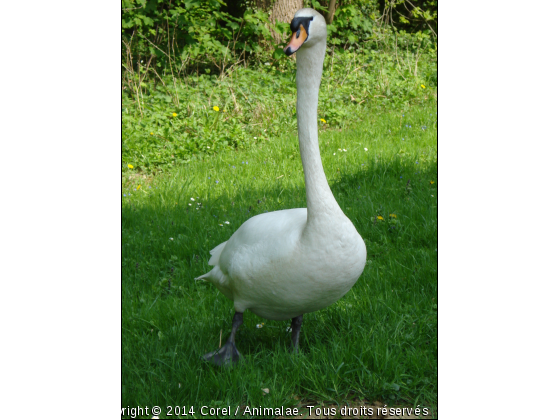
255,0,273,11
326,0,337,24
269,0,303,44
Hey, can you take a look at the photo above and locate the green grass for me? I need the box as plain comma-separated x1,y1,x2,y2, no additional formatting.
122,46,437,174
122,99,437,418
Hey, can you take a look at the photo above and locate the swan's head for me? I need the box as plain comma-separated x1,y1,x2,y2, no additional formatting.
284,9,327,56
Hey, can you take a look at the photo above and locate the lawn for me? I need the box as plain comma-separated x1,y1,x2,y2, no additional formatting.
122,99,437,418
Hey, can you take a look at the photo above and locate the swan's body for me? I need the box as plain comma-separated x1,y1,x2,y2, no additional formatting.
199,207,365,320
197,8,366,365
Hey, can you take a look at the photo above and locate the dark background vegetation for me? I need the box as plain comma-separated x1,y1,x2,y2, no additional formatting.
122,0,437,76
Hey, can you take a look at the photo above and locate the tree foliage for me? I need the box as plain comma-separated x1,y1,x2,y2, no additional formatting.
122,0,437,76
122,0,273,73
378,0,437,35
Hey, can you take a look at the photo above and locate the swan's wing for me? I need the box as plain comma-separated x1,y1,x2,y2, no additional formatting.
196,208,307,305
195,209,306,283
219,208,307,279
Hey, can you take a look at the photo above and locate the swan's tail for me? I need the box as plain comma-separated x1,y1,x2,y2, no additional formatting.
195,241,227,281
195,240,232,300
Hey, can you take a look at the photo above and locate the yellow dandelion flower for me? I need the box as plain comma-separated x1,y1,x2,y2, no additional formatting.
213,106,219,112
136,185,141,190
320,118,326,123
150,132,154,135
430,180,435,184
127,164,133,169
421,84,426,89
377,216,384,220
389,214,397,218
172,112,177,117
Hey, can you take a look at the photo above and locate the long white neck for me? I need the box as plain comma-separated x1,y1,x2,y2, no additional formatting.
296,42,343,225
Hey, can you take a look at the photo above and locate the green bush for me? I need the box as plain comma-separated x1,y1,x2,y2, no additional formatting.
122,0,274,83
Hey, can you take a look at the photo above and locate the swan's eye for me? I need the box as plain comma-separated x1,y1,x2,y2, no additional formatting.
296,28,301,39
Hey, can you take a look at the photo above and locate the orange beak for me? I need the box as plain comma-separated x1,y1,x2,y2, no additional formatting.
284,24,308,56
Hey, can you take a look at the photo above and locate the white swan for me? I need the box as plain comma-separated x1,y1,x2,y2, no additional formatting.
197,8,366,365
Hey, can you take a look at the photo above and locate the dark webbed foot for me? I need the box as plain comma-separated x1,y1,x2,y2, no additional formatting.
202,312,244,366
290,314,303,353
202,341,242,366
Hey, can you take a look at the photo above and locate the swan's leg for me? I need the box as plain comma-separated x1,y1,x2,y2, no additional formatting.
290,315,303,353
202,312,243,366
